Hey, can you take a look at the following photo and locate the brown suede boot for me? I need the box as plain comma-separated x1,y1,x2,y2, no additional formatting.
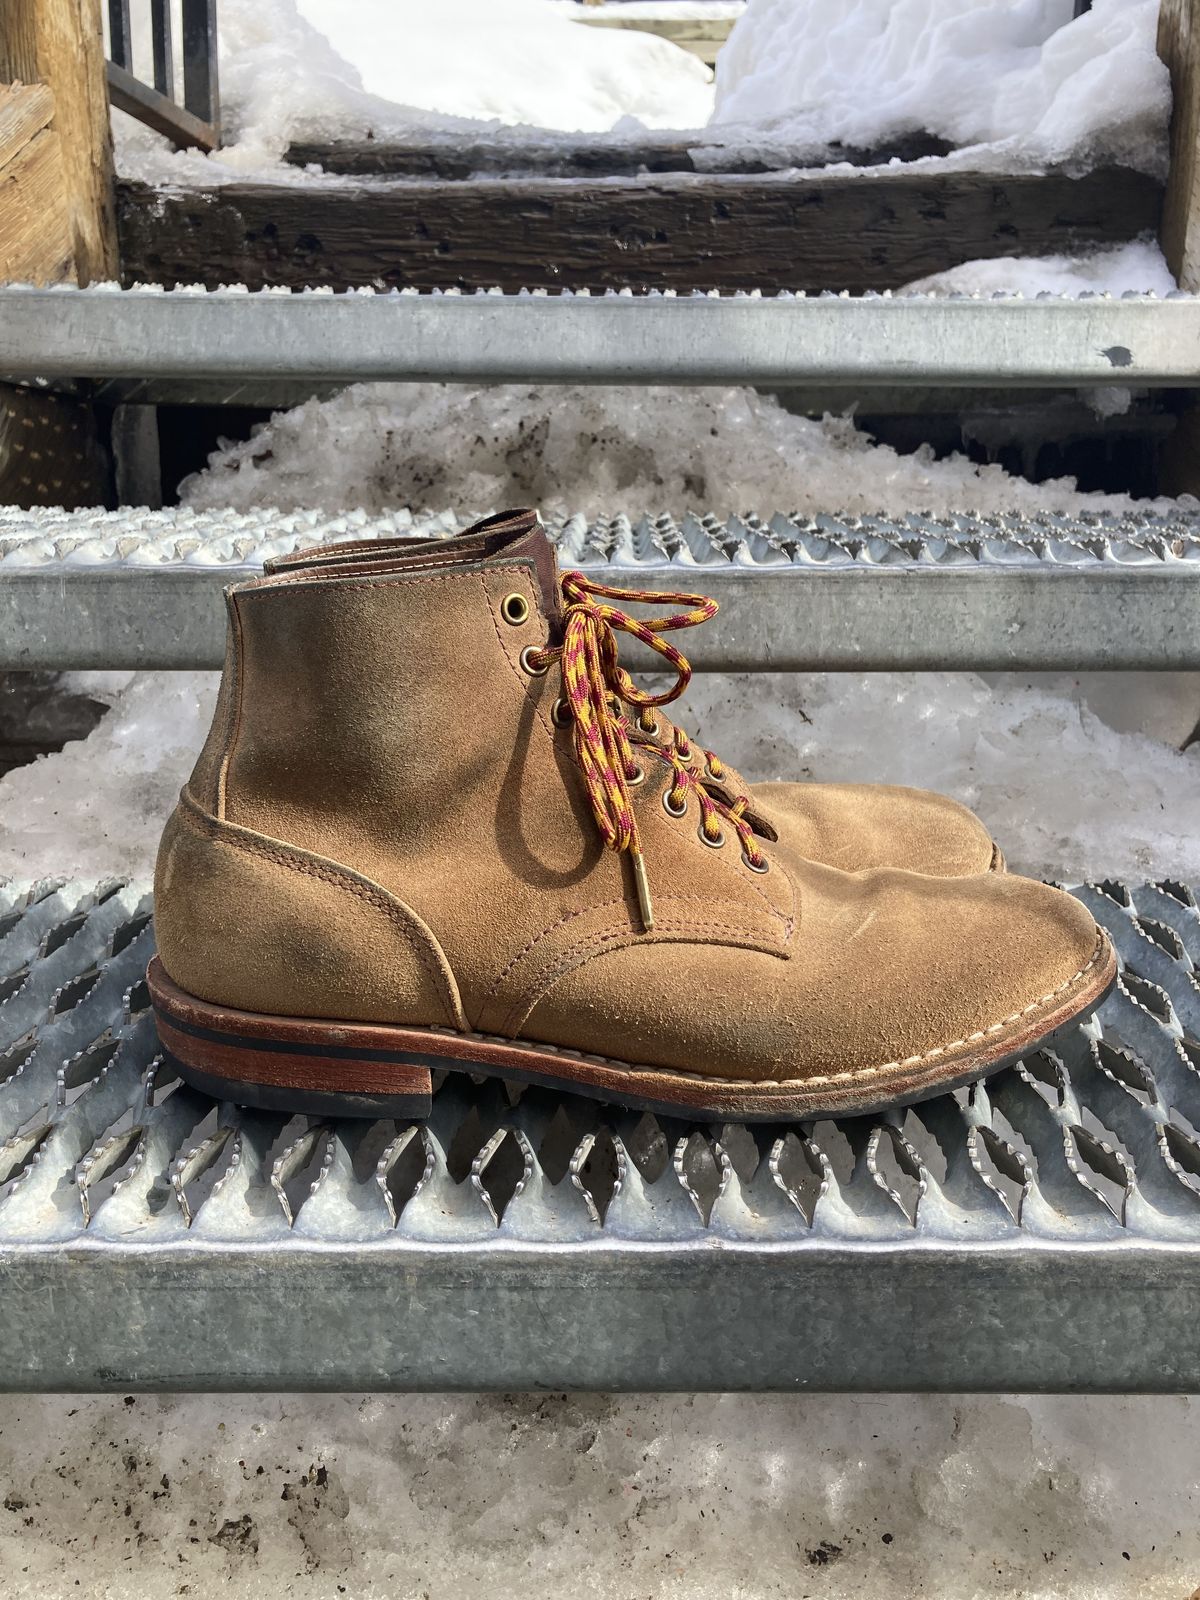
261,512,1004,878
149,513,1115,1121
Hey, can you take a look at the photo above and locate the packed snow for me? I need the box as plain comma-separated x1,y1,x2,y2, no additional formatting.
713,0,1170,175
179,382,1184,522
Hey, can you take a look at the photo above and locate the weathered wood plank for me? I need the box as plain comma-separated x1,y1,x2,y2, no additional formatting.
117,165,1161,294
1159,0,1200,289
573,11,734,65
1,0,117,284
0,124,73,286
0,82,54,170
0,6,39,83
285,132,955,180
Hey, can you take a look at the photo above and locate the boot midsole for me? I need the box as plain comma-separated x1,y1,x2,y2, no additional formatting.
147,947,1116,1123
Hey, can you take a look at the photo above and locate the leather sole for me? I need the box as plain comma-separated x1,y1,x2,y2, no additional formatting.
147,941,1116,1123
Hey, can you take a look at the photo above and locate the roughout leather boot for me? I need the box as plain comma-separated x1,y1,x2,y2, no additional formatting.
262,513,1004,878
149,514,1115,1121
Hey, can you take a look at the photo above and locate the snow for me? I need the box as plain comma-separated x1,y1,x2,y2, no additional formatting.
712,0,1170,175
115,0,1167,185
3,654,1197,890
178,381,1185,523
571,0,744,16
114,0,715,182
0,1389,1196,1599
902,238,1178,298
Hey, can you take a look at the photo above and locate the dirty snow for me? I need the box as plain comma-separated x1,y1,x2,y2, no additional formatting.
0,1390,1194,1599
179,382,1184,522
713,0,1170,176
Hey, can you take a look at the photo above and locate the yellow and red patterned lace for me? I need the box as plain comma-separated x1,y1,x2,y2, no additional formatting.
526,571,766,928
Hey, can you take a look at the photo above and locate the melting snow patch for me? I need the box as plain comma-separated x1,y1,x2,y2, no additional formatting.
901,238,1178,298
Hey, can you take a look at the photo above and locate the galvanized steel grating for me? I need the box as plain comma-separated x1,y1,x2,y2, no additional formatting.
4,503,1200,569
0,877,1196,1391
3,506,1199,672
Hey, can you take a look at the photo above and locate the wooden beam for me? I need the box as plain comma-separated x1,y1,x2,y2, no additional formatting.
0,0,117,284
0,79,54,165
0,85,73,285
116,165,1162,295
285,132,956,180
1,6,117,516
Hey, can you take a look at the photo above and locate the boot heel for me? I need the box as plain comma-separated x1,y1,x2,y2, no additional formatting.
147,957,435,1119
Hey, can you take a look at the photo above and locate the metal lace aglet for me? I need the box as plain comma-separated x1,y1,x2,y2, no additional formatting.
631,850,654,932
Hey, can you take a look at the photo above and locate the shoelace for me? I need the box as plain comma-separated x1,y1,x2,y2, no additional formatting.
526,572,767,931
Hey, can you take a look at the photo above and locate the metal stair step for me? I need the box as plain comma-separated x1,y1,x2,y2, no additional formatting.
1,284,1198,397
2,505,1198,671
0,875,1196,1391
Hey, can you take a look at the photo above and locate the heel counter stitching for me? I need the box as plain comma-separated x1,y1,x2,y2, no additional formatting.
176,793,467,1030
216,591,246,820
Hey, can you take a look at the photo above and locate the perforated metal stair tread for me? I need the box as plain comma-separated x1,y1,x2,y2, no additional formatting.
3,506,1198,672
0,876,1196,1391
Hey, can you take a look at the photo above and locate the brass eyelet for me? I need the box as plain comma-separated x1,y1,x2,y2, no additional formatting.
501,592,530,626
662,788,688,819
699,823,725,849
626,764,646,788
705,758,725,782
520,645,549,676
742,849,770,875
551,696,572,728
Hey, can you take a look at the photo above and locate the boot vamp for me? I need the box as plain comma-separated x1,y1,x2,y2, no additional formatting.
753,781,998,876
519,865,1104,1084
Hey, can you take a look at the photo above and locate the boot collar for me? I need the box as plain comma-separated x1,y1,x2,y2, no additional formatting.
261,508,563,631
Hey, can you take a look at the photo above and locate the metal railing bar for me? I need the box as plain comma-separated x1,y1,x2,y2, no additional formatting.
150,0,175,100
106,62,217,154
107,0,134,70
180,0,219,127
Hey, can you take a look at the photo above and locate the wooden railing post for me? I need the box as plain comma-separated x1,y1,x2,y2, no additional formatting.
0,0,118,285
1159,0,1200,290
0,0,116,505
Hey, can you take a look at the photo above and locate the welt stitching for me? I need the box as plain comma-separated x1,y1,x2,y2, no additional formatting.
505,931,1110,1080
